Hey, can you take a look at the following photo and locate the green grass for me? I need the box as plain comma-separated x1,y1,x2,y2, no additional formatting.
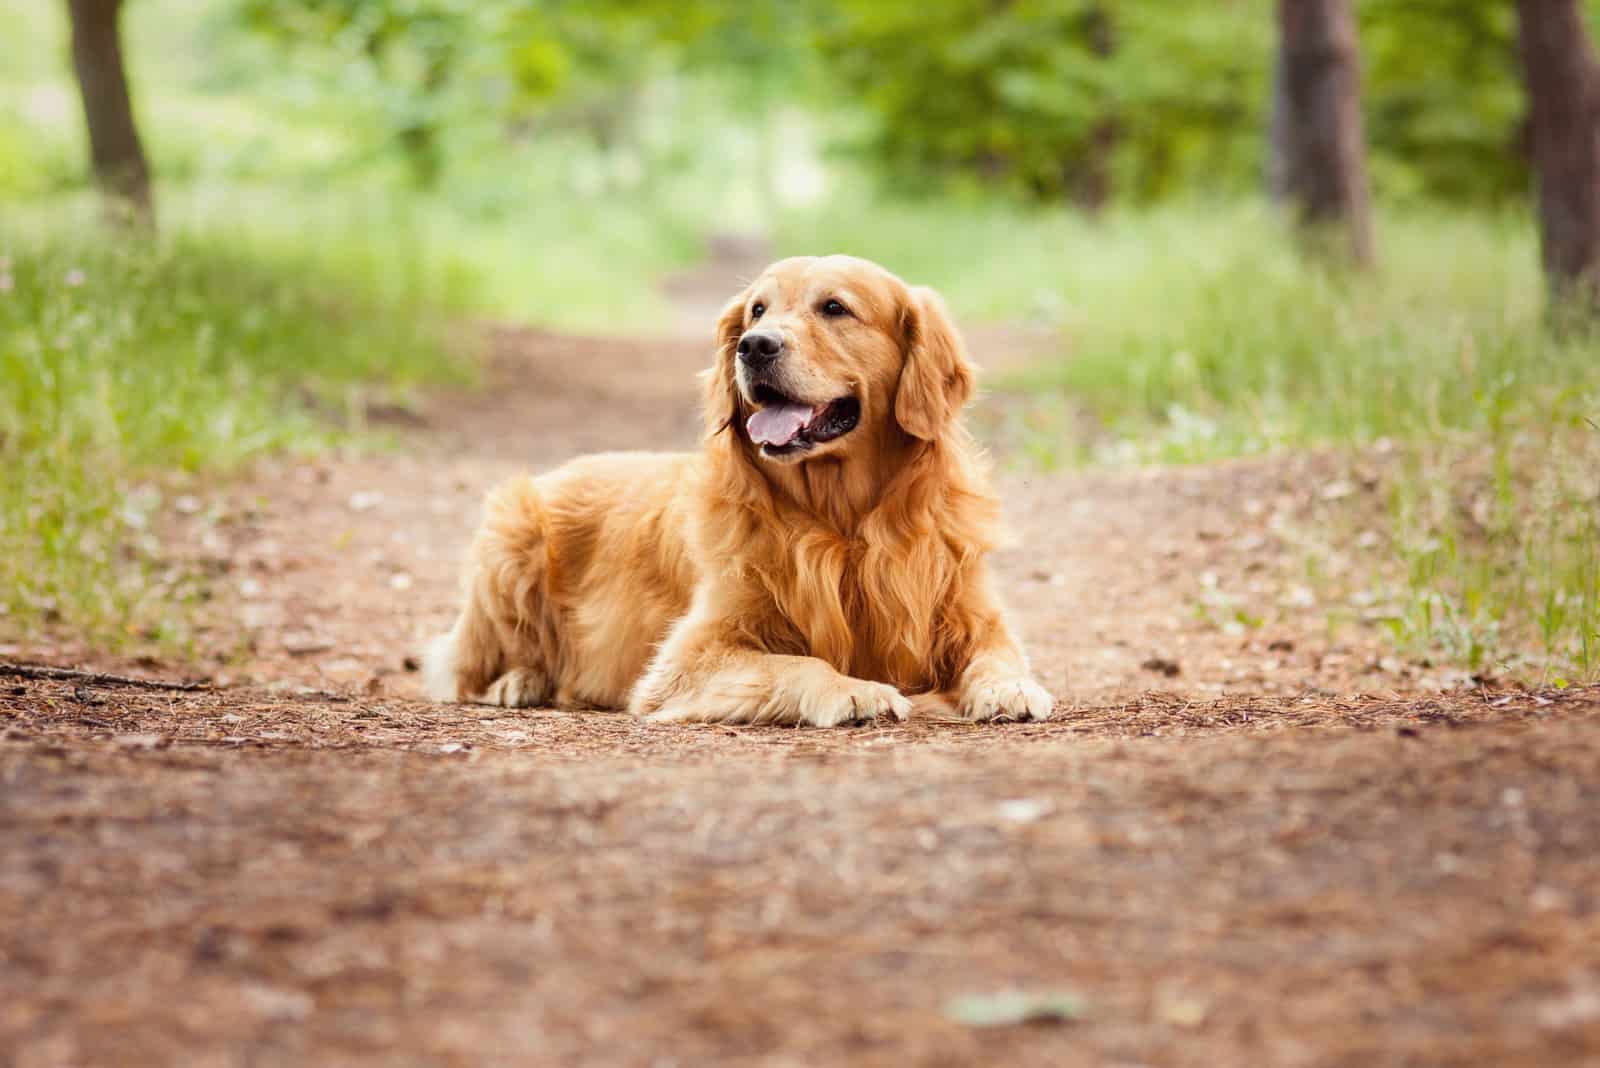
780,194,1600,682
0,0,715,332
0,203,468,644
1383,397,1599,682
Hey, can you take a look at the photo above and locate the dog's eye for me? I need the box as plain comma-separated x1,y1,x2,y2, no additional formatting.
821,299,849,318
751,302,766,321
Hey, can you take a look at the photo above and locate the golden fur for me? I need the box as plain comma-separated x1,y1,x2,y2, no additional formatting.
425,255,1053,726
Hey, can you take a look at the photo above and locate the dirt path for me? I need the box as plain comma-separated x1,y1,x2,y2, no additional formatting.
2,271,1597,1065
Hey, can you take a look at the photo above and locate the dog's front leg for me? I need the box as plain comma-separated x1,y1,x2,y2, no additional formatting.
949,567,1055,723
632,647,910,727
629,602,910,727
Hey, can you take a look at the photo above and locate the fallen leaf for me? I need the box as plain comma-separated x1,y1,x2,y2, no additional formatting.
240,983,314,1021
995,799,1053,824
946,990,1084,1027
1156,990,1210,1028
282,633,334,657
1141,656,1181,678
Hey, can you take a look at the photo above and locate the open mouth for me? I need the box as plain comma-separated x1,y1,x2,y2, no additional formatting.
744,384,861,457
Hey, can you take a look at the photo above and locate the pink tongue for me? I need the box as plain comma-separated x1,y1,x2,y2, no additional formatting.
747,402,816,446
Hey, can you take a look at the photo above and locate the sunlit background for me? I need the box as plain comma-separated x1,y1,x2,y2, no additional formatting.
1,0,1597,681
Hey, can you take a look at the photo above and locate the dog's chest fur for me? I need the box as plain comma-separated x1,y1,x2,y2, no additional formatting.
755,520,957,693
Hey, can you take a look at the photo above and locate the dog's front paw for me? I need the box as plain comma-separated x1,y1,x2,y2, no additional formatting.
959,677,1054,722
480,667,550,708
805,680,911,727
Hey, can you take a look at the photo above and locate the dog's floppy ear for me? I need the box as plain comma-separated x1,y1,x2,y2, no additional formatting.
701,293,749,437
895,285,975,441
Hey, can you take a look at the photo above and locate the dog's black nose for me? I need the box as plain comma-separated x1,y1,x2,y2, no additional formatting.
736,330,783,368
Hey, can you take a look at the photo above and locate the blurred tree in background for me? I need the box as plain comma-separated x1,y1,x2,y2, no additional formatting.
1516,0,1600,310
64,0,153,224
1272,0,1374,266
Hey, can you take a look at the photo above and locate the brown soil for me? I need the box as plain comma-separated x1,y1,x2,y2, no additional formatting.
3,277,1597,1065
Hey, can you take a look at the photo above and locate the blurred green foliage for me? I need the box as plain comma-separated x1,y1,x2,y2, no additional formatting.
1360,0,1531,203
824,0,1591,205
231,0,808,188
821,1,1267,203
9,0,1596,209
224,0,1587,205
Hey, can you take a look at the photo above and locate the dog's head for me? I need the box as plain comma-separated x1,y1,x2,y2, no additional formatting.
705,256,974,465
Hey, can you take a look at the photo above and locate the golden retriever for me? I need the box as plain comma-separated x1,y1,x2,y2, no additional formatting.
424,255,1053,726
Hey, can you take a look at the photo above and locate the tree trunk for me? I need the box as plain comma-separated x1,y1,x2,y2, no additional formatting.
1073,2,1118,214
1516,0,1600,310
66,0,153,226
1275,0,1374,266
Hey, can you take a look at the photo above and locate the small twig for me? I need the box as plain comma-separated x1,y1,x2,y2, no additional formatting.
285,687,352,703
0,662,209,692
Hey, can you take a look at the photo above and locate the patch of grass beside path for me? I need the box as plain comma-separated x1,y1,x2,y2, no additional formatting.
0,206,470,647
784,197,1600,682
